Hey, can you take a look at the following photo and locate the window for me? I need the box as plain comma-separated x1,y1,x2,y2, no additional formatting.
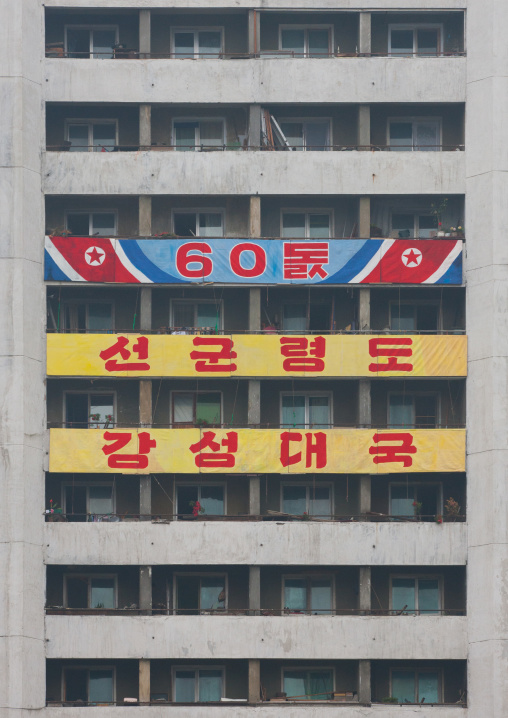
281,393,331,428
391,213,438,238
64,392,115,428
390,669,440,704
175,575,226,614
62,303,113,333
391,576,441,615
283,669,334,701
64,668,115,704
171,28,223,58
66,121,117,152
284,577,333,614
390,303,439,331
388,394,439,428
279,120,330,151
176,484,225,518
389,482,442,519
65,26,119,59
281,212,331,239
279,27,332,57
172,392,222,427
65,212,117,236
173,211,224,238
173,668,224,702
389,25,442,56
173,120,225,150
65,575,117,609
170,300,222,330
282,303,331,332
281,483,332,518
63,484,115,521
389,120,441,151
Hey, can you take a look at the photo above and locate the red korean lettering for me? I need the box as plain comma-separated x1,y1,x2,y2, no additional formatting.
176,242,213,279
190,337,238,373
102,430,157,469
369,432,417,468
280,431,302,467
280,336,326,372
283,242,329,280
368,338,413,373
189,430,238,467
280,431,327,469
99,336,150,372
229,243,267,278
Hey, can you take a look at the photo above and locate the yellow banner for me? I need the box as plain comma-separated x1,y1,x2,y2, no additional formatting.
49,428,465,475
47,334,466,378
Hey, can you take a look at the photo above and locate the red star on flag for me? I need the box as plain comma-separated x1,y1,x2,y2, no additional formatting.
85,246,105,265
404,249,421,266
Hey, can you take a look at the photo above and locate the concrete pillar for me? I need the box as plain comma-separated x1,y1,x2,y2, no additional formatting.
139,659,151,704
248,379,261,426
140,288,152,332
139,10,151,56
139,195,152,236
359,475,371,515
249,195,261,236
139,566,152,613
249,566,261,615
249,288,261,332
139,105,151,149
358,660,371,704
358,13,372,54
248,659,261,703
358,287,370,329
357,105,371,148
248,9,260,55
358,197,371,239
249,476,261,515
358,379,371,428
248,105,262,149
359,567,371,612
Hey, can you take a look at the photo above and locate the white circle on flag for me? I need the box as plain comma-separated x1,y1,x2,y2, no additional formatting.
401,247,423,267
85,246,106,266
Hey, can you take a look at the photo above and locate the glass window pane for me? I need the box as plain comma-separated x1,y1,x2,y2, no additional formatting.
282,485,307,515
91,213,116,236
309,486,331,517
415,395,437,428
284,579,307,610
68,124,89,151
392,671,415,703
390,123,413,150
89,486,113,515
391,304,416,331
390,485,415,517
66,576,89,608
198,31,221,57
389,395,414,428
93,124,116,152
65,670,88,701
417,29,439,56
418,215,438,238
200,121,224,147
390,29,414,55
174,123,197,151
305,123,329,151
198,670,222,702
309,396,330,428
91,578,115,608
66,214,90,236
418,672,439,703
283,304,307,331
89,670,113,703
173,302,195,327
308,30,329,57
174,32,195,58
309,670,333,700
282,213,306,238
198,213,223,237
391,214,414,238
92,30,116,59
65,393,89,427
309,214,330,237
200,578,225,609
416,305,439,331
175,671,196,702
392,578,416,613
418,579,440,614
283,671,307,699
199,486,224,515
196,303,220,328
88,304,113,332
310,579,332,614
281,29,305,54
280,123,304,150
281,395,306,428
90,394,114,427
177,485,198,516
196,394,221,425
174,394,194,423
67,28,90,58
416,122,439,151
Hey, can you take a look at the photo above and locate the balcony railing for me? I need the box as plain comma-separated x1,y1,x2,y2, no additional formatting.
46,50,467,60
45,606,466,616
45,143,466,153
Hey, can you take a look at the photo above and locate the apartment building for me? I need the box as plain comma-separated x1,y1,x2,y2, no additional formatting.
1,0,506,716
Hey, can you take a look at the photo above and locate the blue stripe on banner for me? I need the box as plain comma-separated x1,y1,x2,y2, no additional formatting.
324,239,381,283
44,250,71,281
118,240,184,283
439,253,463,285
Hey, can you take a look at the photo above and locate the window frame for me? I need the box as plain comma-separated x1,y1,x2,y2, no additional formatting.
170,27,225,58
281,666,335,701
171,665,226,703
278,25,334,57
170,390,224,427
282,574,335,615
388,24,444,56
280,481,334,518
64,25,120,58
64,210,118,237
173,572,228,613
388,300,442,331
278,118,332,151
387,391,441,429
171,208,225,238
390,211,440,239
61,481,116,516
169,298,224,330
389,667,443,704
62,666,116,704
63,390,117,429
280,209,334,239
174,482,227,519
172,118,226,150
63,573,118,609
280,391,333,429
389,573,443,615
387,117,442,152
64,118,119,152
61,300,115,333
388,481,443,517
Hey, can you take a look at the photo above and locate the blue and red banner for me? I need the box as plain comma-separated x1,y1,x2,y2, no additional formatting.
45,236,463,285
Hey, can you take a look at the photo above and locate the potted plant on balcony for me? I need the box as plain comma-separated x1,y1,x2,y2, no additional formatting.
89,412,101,429
413,500,423,521
444,496,461,522
46,499,65,522
189,500,205,518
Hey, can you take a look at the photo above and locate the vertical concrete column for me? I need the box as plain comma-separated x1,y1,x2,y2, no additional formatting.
249,566,261,615
359,567,371,612
359,475,371,515
358,12,372,54
249,476,261,515
249,195,261,236
248,105,262,149
248,380,261,427
358,659,371,704
358,197,371,239
248,9,260,55
358,379,371,428
140,288,152,332
139,659,151,703
139,566,152,614
139,196,152,237
139,10,151,56
358,286,370,329
139,105,151,149
357,105,371,149
249,289,261,332
248,659,261,703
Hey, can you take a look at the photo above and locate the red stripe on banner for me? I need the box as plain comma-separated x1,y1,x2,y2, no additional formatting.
113,254,142,283
361,240,458,284
50,237,116,282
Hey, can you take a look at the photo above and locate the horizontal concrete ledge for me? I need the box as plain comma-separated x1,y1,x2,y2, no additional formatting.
44,0,467,9
42,151,466,196
44,57,466,105
41,706,468,717
45,615,467,660
44,522,467,566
